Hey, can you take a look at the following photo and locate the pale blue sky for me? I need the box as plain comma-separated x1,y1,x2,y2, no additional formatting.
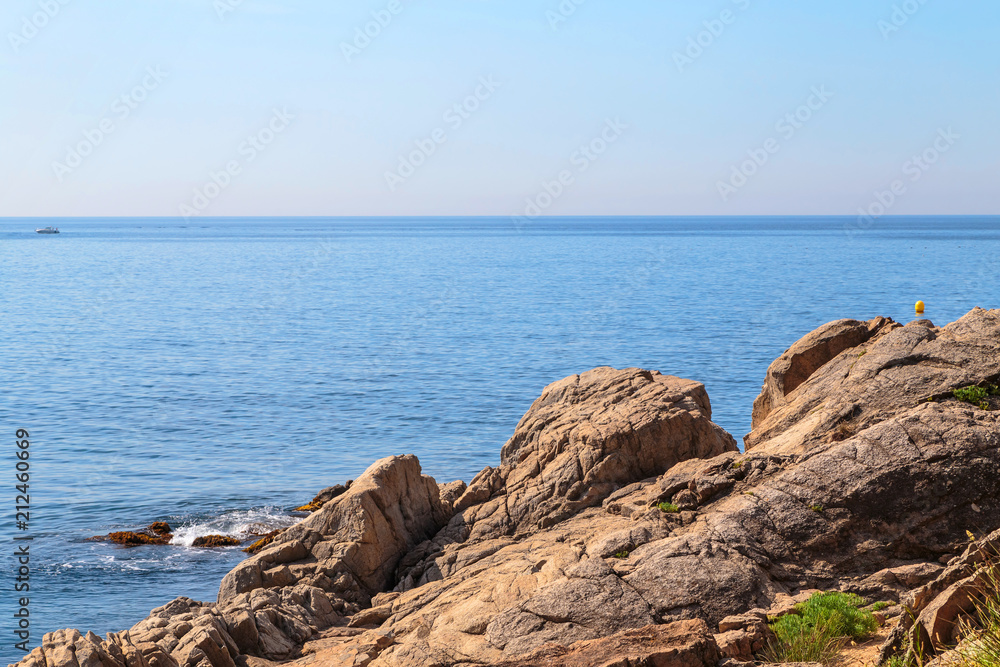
1,0,997,216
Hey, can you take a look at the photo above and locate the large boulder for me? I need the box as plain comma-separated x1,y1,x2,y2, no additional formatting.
745,308,1000,451
457,367,738,540
749,317,897,431
219,454,448,605
216,454,451,658
238,366,737,666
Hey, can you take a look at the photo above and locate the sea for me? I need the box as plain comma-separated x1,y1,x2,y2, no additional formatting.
0,216,997,664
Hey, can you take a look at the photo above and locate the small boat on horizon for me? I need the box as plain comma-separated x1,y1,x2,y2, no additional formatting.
35,226,60,234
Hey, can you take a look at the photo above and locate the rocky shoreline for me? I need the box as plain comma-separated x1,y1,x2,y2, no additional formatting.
14,307,1000,667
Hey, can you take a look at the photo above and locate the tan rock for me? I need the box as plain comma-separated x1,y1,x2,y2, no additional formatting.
437,481,467,515
765,590,821,618
486,619,720,667
348,605,394,628
746,308,1000,452
714,610,773,661
914,570,987,649
490,367,737,537
749,317,896,433
220,454,448,606
293,629,394,667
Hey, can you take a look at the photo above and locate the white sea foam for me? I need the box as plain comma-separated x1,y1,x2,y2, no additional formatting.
170,507,299,547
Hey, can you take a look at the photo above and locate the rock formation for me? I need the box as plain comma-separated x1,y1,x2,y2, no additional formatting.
13,307,1000,667
879,526,1000,663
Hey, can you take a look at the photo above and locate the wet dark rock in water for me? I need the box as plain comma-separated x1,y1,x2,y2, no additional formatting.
149,521,172,535
192,535,242,548
295,481,352,512
95,527,172,547
90,519,285,552
243,529,282,554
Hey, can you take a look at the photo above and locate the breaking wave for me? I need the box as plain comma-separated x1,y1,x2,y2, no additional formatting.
169,507,300,548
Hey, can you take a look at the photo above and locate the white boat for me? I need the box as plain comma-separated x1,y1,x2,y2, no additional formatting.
35,226,60,234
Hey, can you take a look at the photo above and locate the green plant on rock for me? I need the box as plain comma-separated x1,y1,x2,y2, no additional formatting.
953,385,1000,410
658,502,679,514
614,550,630,559
810,504,824,513
762,591,878,664
872,601,893,611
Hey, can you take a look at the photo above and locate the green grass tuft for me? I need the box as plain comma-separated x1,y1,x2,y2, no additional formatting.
657,502,680,514
614,550,629,559
956,564,1000,667
872,601,893,611
810,504,824,513
763,592,877,664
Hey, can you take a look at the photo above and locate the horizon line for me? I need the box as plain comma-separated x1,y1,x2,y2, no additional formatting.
2,214,998,221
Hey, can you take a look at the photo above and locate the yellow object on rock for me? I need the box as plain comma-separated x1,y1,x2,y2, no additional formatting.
915,300,925,314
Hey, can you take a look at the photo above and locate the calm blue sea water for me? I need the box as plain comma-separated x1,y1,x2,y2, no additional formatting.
0,216,997,664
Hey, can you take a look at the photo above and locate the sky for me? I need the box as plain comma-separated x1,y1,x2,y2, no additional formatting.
0,0,997,217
